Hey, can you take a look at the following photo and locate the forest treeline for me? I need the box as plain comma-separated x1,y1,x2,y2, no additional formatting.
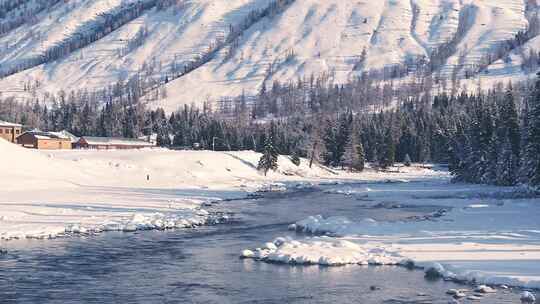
2,70,540,188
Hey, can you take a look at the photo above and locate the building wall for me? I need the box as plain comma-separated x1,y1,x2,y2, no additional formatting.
36,139,72,150
0,126,22,143
90,144,153,150
74,142,153,150
16,133,38,148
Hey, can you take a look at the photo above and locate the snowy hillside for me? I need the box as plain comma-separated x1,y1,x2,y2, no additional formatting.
1,0,540,111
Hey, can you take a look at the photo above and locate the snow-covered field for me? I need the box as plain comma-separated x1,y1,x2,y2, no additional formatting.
242,179,540,291
0,138,439,240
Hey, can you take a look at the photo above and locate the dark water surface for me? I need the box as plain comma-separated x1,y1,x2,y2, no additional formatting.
0,183,522,303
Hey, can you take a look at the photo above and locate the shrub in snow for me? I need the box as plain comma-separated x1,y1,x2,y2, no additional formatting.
290,153,301,166
424,267,442,280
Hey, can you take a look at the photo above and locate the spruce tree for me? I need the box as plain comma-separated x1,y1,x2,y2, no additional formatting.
257,136,279,176
496,136,517,186
379,129,395,169
323,120,337,166
354,140,366,172
343,134,365,172
493,86,520,185
500,86,521,158
482,132,498,184
519,98,531,184
524,73,540,186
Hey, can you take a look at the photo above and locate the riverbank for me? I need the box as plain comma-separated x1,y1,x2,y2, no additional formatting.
1,181,528,304
242,179,540,292
0,139,441,240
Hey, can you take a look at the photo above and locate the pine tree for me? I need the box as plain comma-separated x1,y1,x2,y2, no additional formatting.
354,140,366,172
323,114,351,167
379,129,395,169
448,121,470,182
496,136,517,186
482,133,498,184
307,126,324,169
342,133,365,172
492,86,520,185
500,86,521,158
323,120,337,166
524,73,540,186
257,136,279,176
519,98,532,184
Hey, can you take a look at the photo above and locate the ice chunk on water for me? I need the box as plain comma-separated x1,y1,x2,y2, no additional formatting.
241,237,402,266
241,250,255,258
474,285,496,293
520,291,536,303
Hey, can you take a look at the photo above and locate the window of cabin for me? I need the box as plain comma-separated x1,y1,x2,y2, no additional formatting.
15,129,20,134
0,129,3,134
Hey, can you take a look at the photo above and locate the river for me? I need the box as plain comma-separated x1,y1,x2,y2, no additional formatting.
0,181,522,303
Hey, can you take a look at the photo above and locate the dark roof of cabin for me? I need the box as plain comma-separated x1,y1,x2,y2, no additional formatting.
79,136,154,146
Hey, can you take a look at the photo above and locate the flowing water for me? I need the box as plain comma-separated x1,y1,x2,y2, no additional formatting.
0,182,523,303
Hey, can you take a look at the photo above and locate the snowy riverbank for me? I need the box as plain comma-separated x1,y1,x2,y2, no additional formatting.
241,180,540,291
0,139,441,240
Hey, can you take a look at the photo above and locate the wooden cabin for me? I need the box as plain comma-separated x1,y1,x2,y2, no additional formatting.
75,136,155,150
0,120,22,143
17,131,72,150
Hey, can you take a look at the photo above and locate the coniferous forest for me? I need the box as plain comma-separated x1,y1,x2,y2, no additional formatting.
2,71,540,188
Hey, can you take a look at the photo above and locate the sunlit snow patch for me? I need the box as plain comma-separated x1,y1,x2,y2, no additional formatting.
466,204,490,208
65,209,228,236
249,209,540,290
241,237,402,266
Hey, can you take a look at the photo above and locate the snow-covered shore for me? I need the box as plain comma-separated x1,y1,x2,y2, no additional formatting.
3,139,540,296
0,139,440,240
242,181,540,290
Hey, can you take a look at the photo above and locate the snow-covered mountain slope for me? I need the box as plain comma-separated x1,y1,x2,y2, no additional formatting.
0,0,539,111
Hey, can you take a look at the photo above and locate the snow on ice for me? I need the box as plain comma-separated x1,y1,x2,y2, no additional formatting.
241,236,402,266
